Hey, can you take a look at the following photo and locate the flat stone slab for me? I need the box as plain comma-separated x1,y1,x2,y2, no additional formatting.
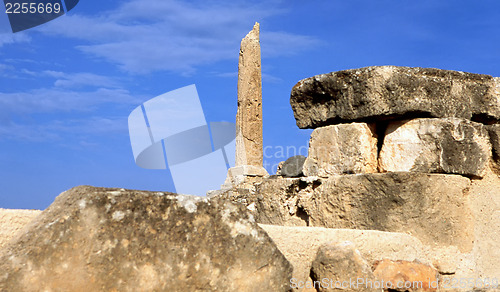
291,66,500,128
379,118,492,178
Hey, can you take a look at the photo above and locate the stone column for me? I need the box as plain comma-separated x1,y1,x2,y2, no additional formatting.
236,22,263,167
221,22,268,190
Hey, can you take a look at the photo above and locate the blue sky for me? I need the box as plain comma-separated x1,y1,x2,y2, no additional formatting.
1,0,500,210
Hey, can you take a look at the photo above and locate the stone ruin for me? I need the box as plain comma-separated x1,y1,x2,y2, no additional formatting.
1,25,500,291
219,65,500,291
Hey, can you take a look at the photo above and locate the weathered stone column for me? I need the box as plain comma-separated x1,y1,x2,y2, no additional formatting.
236,22,263,167
221,22,268,189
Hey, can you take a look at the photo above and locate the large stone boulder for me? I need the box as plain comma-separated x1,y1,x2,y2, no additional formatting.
0,186,292,292
221,173,474,251
310,242,381,292
379,118,492,178
290,66,500,129
302,123,378,177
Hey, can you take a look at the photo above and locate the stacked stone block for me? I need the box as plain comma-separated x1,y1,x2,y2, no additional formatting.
292,66,499,178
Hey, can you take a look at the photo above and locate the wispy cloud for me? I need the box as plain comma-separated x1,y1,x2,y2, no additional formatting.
0,87,139,114
43,71,121,88
38,0,320,74
0,32,30,47
0,116,127,142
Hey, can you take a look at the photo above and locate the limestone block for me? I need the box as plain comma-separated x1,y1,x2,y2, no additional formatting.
290,66,500,129
303,123,378,177
222,173,474,251
379,118,491,178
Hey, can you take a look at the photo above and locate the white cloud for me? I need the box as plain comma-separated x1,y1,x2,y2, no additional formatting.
0,32,30,47
261,31,322,57
43,71,121,88
0,116,127,142
38,0,319,74
0,87,140,114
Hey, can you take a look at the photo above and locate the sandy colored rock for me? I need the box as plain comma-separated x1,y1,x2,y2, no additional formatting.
310,242,382,292
222,173,474,251
303,123,377,177
379,118,492,178
373,260,438,291
0,209,41,249
0,186,292,292
236,22,263,167
290,66,500,129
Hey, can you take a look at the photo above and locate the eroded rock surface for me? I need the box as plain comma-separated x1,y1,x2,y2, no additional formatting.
0,186,292,292
291,66,500,129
